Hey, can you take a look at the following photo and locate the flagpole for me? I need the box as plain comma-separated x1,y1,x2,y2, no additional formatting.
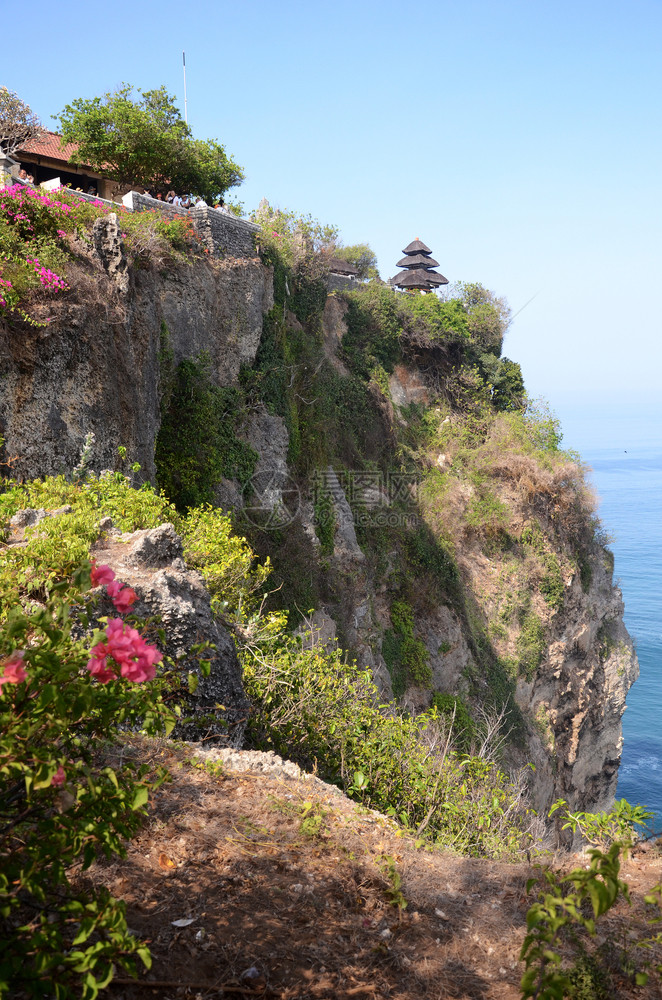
182,51,188,125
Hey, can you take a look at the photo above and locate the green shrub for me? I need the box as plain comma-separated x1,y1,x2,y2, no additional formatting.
430,693,474,751
181,505,272,624
0,563,174,999
466,472,509,538
0,475,178,623
155,355,257,512
242,634,531,858
540,554,564,610
313,486,336,556
384,600,432,690
517,612,546,680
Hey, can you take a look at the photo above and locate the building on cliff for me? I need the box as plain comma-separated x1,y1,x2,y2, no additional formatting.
13,130,117,200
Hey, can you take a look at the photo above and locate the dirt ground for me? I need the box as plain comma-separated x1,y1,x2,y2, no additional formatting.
81,739,662,1000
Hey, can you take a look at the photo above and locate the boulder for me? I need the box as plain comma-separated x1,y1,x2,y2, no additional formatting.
92,523,249,747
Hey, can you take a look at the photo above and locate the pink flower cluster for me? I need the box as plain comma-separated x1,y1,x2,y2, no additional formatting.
25,256,68,292
51,765,66,787
0,183,73,219
0,276,12,308
87,562,161,684
0,651,27,693
91,561,137,613
87,618,162,684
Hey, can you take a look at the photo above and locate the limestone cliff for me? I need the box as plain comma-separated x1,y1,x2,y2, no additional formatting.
0,247,638,824
0,242,272,482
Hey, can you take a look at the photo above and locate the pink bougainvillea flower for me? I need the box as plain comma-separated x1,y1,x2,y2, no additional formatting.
0,651,27,692
51,765,66,787
105,579,137,613
90,561,115,587
86,619,161,685
112,586,137,614
86,649,117,684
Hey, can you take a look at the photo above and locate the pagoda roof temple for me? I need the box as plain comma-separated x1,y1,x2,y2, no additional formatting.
395,252,441,269
390,237,448,293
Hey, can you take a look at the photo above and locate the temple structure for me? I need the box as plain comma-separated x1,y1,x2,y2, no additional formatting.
391,238,448,292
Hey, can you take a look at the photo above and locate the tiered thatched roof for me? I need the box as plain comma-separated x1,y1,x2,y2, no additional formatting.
391,238,448,292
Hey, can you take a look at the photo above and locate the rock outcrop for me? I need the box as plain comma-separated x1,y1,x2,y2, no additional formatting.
91,522,250,746
0,255,273,482
517,549,639,827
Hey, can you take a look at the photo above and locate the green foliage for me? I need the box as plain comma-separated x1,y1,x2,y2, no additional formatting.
251,200,338,276
251,200,337,324
521,798,662,998
405,525,460,601
517,612,546,680
520,844,628,1000
477,353,526,412
566,955,610,1000
466,471,510,539
342,284,473,380
0,565,173,998
342,286,402,378
430,693,474,752
377,853,408,910
381,600,432,691
451,281,511,356
155,355,257,512
540,562,564,609
0,475,178,621
520,524,565,610
549,797,653,855
313,486,336,556
242,632,532,858
249,309,387,474
57,84,243,200
332,242,379,279
524,399,563,452
181,506,272,624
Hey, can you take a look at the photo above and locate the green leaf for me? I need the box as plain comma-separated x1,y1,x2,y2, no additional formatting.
131,786,149,811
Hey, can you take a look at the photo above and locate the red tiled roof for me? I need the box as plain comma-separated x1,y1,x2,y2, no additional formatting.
17,129,81,163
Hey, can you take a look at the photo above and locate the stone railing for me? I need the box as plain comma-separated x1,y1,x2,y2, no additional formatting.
0,173,262,261
122,191,260,258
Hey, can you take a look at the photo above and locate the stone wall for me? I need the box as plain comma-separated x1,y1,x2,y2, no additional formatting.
122,192,260,258
327,273,360,293
192,205,260,258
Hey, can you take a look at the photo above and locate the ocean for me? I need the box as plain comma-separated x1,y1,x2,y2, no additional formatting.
561,406,662,830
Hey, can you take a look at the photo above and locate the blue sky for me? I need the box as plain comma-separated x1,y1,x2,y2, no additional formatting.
5,0,661,451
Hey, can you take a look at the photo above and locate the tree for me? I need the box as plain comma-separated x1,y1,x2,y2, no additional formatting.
56,85,243,200
452,281,511,356
332,242,379,280
0,88,43,157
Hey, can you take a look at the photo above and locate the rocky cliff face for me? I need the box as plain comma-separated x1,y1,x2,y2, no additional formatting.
234,294,639,823
0,236,273,482
517,552,638,823
1,248,638,821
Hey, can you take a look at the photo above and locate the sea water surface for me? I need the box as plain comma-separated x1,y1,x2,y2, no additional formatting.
561,406,662,829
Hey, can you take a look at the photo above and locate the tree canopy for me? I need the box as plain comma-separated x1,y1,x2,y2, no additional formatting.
56,85,243,201
0,88,43,157
332,243,379,280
